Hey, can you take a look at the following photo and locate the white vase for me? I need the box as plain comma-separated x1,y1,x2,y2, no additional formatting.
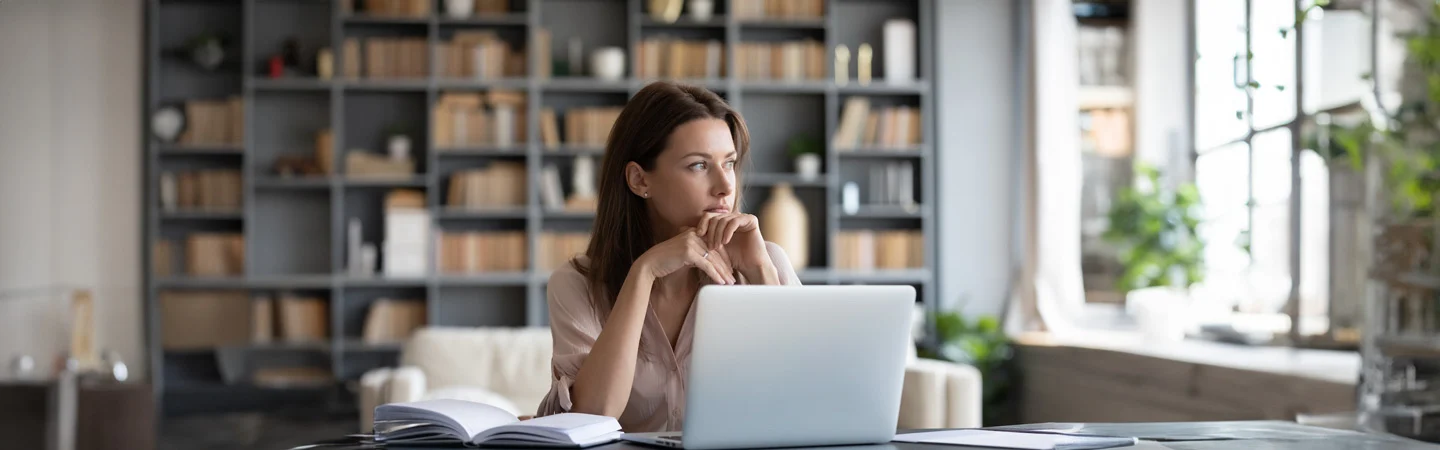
688,0,715,22
794,153,821,181
759,183,809,270
388,135,411,161
591,47,625,81
445,0,475,19
882,19,916,84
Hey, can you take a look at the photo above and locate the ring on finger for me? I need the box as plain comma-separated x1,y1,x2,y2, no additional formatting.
702,250,710,259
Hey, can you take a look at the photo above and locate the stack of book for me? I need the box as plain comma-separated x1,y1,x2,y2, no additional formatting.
635,38,726,80
542,106,622,149
732,0,825,20
361,299,427,344
868,161,917,209
735,40,826,81
342,37,429,79
342,0,429,17
447,162,527,209
438,31,527,80
177,97,244,146
539,232,591,271
832,97,922,150
835,230,923,271
185,233,245,276
161,169,243,212
438,231,528,273
434,91,528,149
159,290,251,350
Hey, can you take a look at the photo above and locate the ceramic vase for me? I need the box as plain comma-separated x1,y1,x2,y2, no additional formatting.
794,153,821,181
759,183,809,270
445,0,475,18
388,135,411,161
688,0,715,22
591,47,625,81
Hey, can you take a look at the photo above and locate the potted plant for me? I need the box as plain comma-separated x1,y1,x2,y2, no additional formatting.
917,310,1017,426
787,135,823,181
1102,163,1205,340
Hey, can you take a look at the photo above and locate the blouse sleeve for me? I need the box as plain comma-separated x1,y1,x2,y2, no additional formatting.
535,263,602,416
765,242,804,286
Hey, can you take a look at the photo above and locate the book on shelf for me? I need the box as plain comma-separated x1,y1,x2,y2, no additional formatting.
345,0,430,17
160,290,252,350
438,231,528,273
535,28,553,79
185,233,244,276
866,161,916,208
539,232,591,271
440,31,527,80
447,161,527,208
733,0,825,20
153,240,175,277
833,97,922,150
559,106,623,148
736,40,825,81
176,97,244,147
434,91,528,149
836,230,923,271
636,38,726,80
474,0,511,15
275,294,329,343
354,37,429,79
540,108,561,149
362,299,426,344
162,169,242,212
374,399,622,448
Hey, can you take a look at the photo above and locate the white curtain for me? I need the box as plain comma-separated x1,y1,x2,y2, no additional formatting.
1008,0,1087,336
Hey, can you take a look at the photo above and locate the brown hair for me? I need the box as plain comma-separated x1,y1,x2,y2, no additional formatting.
574,81,751,312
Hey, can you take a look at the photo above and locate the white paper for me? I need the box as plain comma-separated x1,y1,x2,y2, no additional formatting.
894,430,1066,449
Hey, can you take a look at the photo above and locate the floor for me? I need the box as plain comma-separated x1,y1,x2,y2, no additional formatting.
160,412,358,450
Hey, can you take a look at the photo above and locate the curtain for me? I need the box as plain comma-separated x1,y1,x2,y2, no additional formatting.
1007,0,1087,336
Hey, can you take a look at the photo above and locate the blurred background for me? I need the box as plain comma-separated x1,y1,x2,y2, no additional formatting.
4,0,1438,448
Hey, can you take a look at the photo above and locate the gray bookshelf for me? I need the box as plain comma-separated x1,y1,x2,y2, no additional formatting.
145,0,935,416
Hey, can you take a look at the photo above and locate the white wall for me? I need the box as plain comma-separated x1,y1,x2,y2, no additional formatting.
0,0,144,379
935,0,1019,318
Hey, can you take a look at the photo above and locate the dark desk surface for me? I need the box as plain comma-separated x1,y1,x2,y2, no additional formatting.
297,421,1440,450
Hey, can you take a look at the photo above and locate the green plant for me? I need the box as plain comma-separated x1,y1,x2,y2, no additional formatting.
786,135,822,159
1102,164,1205,292
917,310,1015,426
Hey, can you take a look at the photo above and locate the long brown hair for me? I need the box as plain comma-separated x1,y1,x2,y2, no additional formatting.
574,81,750,312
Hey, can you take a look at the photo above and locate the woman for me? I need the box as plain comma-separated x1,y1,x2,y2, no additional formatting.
535,81,802,432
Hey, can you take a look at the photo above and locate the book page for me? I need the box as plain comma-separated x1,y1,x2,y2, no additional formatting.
376,399,519,442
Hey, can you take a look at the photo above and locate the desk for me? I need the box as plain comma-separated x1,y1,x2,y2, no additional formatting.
294,421,1439,449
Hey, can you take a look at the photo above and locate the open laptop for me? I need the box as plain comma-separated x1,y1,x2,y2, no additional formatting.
622,285,915,450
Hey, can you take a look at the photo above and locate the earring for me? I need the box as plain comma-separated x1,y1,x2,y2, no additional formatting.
643,192,650,198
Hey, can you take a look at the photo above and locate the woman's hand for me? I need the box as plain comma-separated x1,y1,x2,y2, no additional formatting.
696,212,777,282
636,227,735,285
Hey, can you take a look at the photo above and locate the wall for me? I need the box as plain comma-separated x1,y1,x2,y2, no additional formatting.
1133,0,1192,182
935,0,1019,318
0,0,144,379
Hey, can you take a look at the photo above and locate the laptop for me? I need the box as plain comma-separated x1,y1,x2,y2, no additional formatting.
622,284,915,450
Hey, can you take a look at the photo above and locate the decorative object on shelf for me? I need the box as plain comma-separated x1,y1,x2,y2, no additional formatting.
445,0,476,18
317,47,334,80
759,183,809,269
649,0,683,23
591,47,626,82
268,55,285,78
151,105,185,143
348,218,368,276
883,18,916,84
159,173,177,211
568,37,584,77
843,182,860,215
834,44,850,86
186,33,227,71
689,0,715,22
787,135,822,181
568,155,599,211
384,189,430,277
857,43,873,86
387,126,412,161
345,148,414,176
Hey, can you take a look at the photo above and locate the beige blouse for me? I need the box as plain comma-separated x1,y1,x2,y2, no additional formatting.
535,242,801,432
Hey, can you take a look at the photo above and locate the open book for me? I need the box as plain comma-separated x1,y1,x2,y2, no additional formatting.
374,399,622,448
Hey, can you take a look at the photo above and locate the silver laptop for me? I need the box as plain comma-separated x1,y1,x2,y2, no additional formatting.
622,285,915,450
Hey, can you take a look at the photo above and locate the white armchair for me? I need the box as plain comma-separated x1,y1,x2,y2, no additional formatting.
358,326,982,432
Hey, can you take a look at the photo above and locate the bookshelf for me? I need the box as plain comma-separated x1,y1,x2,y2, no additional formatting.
145,0,934,416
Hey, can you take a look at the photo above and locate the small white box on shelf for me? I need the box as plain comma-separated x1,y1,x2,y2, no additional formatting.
384,208,432,245
383,241,429,277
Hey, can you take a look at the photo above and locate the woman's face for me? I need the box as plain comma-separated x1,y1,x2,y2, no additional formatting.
628,118,738,231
